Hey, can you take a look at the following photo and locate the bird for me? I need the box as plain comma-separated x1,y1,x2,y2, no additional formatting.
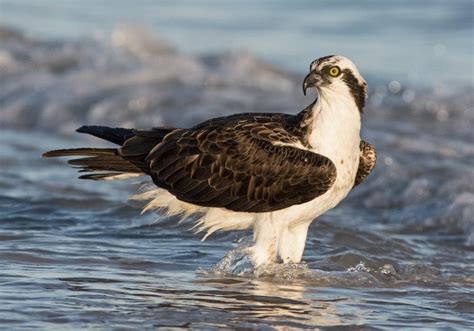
43,55,376,267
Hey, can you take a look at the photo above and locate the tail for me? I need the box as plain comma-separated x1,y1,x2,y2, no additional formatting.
43,125,173,180
76,125,135,145
43,147,144,180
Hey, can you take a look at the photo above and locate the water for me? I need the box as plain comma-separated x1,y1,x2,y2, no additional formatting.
0,0,473,85
1,2,474,329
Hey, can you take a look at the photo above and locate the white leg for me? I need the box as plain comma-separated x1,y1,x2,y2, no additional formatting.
278,222,310,263
251,213,279,267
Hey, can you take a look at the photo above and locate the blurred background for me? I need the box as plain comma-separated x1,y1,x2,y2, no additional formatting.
0,0,472,131
0,1,473,329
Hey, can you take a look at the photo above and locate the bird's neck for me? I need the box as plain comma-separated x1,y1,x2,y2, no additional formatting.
299,89,361,156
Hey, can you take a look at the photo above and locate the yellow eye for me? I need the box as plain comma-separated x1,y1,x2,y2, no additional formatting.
329,66,340,77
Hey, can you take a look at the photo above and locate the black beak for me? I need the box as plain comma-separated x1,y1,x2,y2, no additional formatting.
302,71,321,96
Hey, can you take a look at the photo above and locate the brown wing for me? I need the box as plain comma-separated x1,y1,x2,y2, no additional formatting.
354,140,377,186
126,115,336,213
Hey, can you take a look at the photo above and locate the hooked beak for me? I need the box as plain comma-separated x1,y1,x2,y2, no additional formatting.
302,71,321,96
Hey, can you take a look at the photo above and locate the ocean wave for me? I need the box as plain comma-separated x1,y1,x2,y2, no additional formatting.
0,25,472,134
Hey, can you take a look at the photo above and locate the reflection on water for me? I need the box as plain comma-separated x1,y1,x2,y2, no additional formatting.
195,278,343,328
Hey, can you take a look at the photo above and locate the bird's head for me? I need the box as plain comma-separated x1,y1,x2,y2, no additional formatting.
303,55,367,113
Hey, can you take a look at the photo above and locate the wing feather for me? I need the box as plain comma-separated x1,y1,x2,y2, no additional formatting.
138,115,336,213
354,140,377,186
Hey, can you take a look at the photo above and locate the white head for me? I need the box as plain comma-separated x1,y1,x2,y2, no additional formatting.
303,55,367,113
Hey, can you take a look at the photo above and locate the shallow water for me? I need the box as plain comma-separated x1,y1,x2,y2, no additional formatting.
1,14,474,330
1,125,473,329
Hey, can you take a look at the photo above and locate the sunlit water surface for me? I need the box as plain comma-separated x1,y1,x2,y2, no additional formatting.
0,5,473,329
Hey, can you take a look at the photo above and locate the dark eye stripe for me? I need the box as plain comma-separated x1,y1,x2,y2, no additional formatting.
342,68,367,113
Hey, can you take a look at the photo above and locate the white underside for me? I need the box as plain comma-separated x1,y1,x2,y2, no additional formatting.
129,85,362,267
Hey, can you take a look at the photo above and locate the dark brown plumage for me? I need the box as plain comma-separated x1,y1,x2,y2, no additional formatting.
43,110,377,213
43,111,376,213
141,114,337,212
354,140,377,186
43,112,341,213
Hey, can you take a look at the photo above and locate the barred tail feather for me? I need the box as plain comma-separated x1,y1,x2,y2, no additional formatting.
42,148,145,180
42,148,117,157
76,125,135,146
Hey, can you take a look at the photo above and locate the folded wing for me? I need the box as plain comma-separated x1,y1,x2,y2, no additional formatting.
354,140,377,186
121,116,337,213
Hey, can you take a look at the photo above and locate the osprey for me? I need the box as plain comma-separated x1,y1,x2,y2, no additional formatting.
44,55,376,267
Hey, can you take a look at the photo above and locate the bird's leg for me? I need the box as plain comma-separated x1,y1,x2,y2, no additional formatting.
251,214,279,267
278,222,310,263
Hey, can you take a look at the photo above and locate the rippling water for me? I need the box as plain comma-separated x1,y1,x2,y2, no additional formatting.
1,9,473,329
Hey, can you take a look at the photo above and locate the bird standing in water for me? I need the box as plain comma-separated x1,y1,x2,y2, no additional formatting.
44,55,376,267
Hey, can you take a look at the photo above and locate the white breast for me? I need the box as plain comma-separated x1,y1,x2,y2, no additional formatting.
278,88,362,227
